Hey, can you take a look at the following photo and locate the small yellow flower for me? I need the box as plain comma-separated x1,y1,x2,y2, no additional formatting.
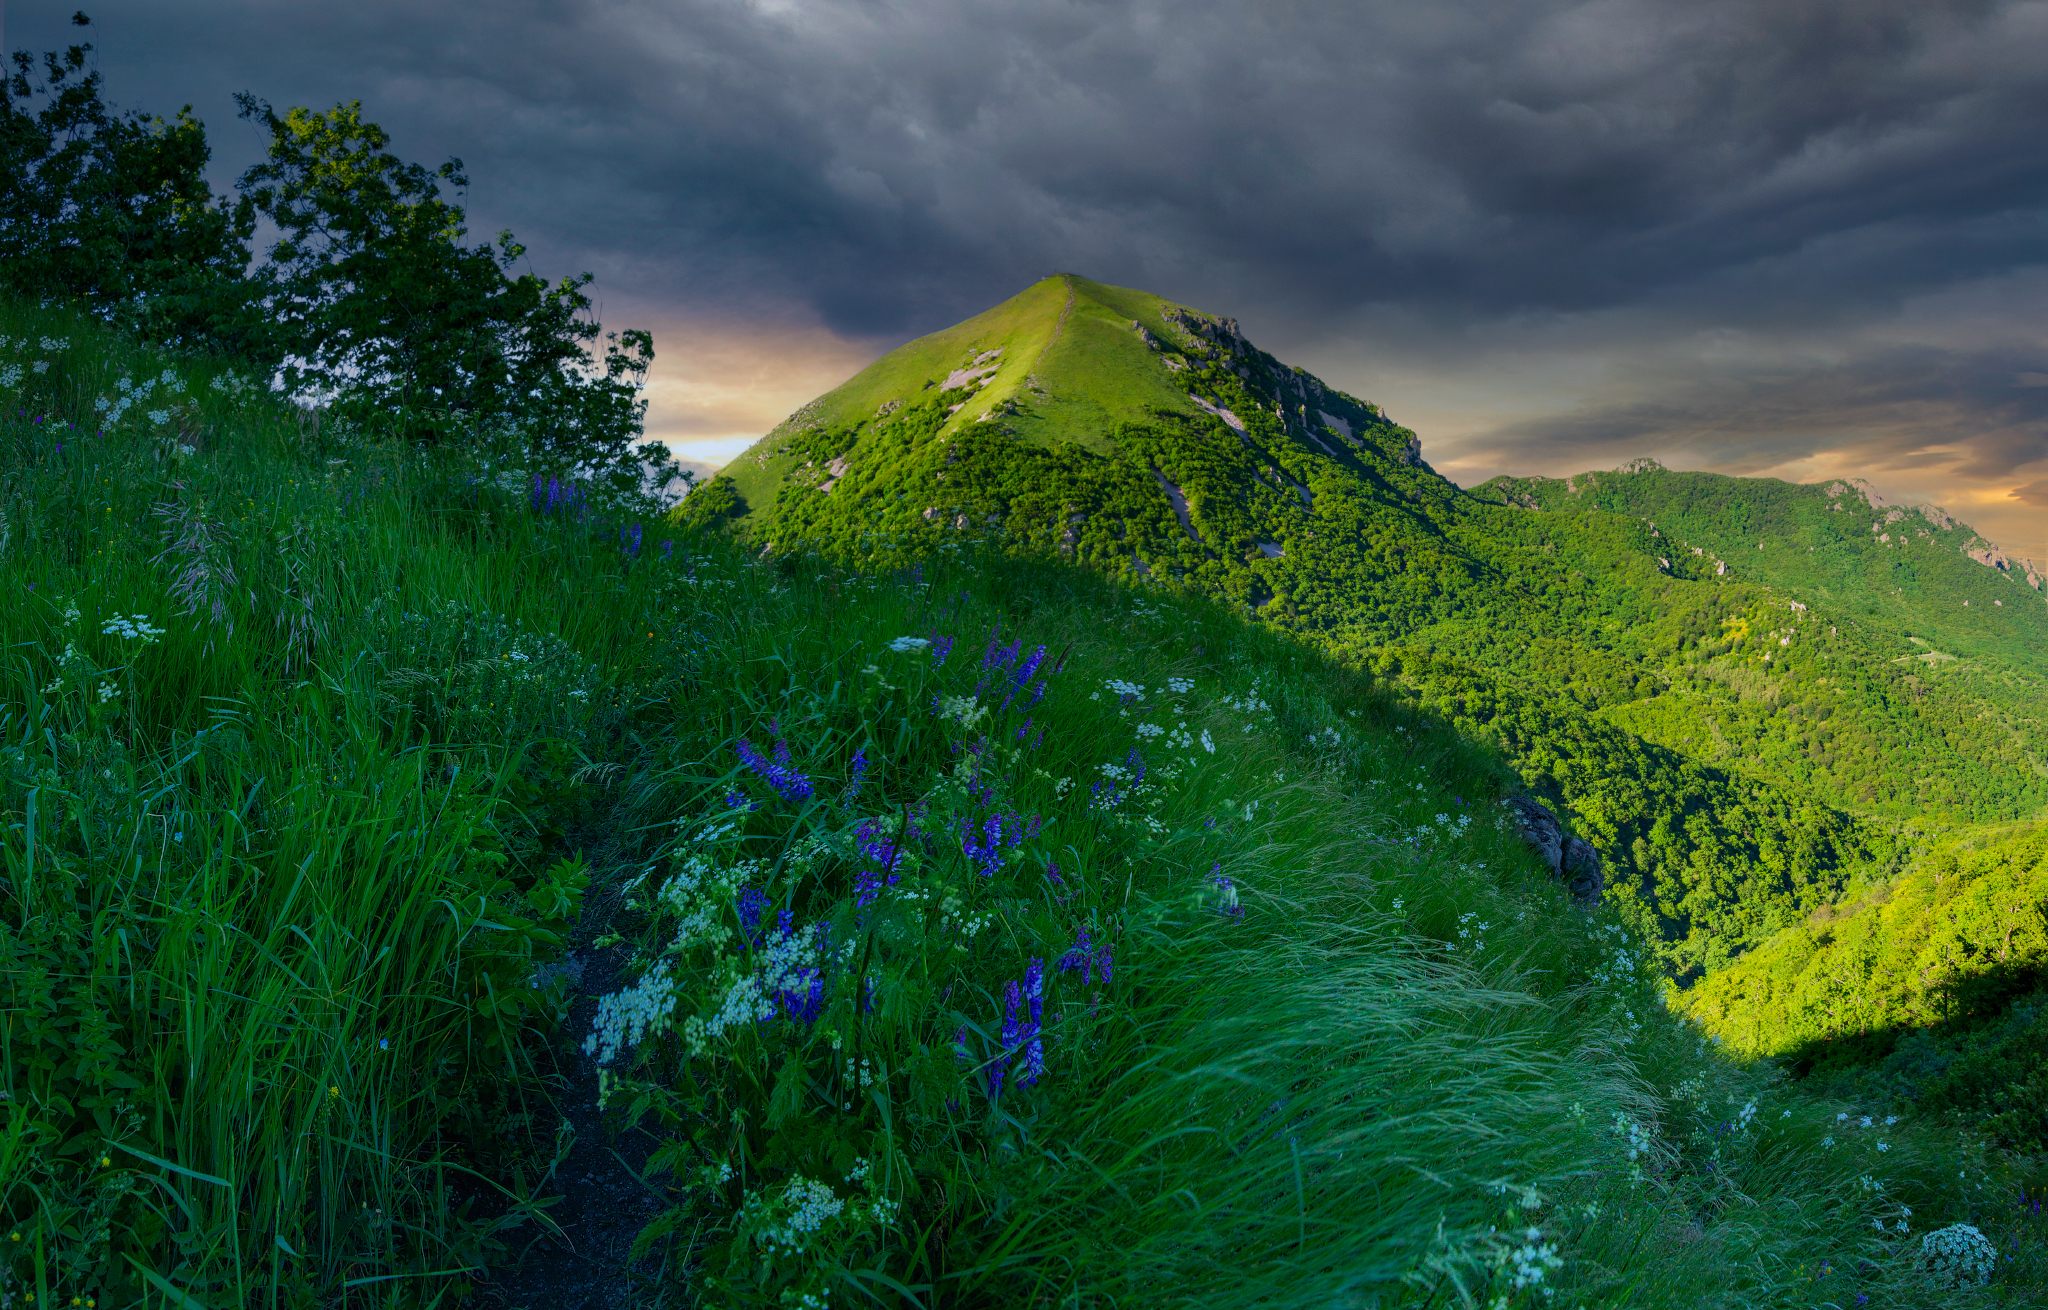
328,1085,339,1097
99,1156,110,1167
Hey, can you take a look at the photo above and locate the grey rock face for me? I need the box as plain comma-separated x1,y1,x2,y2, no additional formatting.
1561,836,1604,905
1503,796,1602,905
1502,796,1563,876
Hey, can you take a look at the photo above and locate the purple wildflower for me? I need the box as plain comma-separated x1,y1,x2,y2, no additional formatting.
1057,927,1115,985
1018,957,1046,1086
621,523,643,557
782,970,826,1024
736,888,771,947
930,634,955,668
846,748,869,803
991,979,1024,1097
853,864,899,910
724,789,754,810
1212,863,1245,919
997,644,1049,711
660,539,674,559
733,733,813,803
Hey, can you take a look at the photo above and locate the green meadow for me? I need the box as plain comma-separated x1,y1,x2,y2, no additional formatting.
3,297,2044,1308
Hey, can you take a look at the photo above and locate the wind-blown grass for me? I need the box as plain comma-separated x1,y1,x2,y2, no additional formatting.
0,298,2042,1308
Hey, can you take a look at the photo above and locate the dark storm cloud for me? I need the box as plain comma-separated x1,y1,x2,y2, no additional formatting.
18,1,2046,334
1454,342,2048,484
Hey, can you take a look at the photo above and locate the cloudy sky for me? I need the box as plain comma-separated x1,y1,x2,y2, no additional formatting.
12,1,2048,559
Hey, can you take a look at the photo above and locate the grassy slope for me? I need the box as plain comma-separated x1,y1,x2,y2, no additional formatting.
708,278,2048,986
7,298,2046,1308
720,275,1197,524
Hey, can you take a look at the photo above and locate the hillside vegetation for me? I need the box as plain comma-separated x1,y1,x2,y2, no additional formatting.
703,275,2048,985
1679,822,2048,1154
6,297,2045,1307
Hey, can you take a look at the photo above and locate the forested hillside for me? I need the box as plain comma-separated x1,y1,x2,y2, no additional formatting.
1680,823,2048,1153
709,275,2048,977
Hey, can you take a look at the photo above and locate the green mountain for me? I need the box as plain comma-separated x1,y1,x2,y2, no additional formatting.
704,275,2048,981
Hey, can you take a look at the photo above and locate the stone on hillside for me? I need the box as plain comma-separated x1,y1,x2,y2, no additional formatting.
1562,836,1604,905
1503,797,1603,905
1503,796,1562,876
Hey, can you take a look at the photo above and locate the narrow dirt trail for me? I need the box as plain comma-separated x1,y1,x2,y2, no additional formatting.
466,836,688,1309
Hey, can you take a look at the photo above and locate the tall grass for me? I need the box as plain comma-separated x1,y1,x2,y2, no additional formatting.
0,298,2042,1309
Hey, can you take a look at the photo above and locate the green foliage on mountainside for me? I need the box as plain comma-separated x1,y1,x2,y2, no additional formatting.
1473,462,2047,668
1679,823,2048,1153
710,276,2048,982
16,297,2048,1309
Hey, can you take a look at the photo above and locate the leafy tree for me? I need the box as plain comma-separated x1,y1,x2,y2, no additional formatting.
232,96,663,476
0,19,258,346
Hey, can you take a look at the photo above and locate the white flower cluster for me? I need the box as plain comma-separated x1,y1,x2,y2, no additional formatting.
0,363,22,389
583,962,679,1065
1506,1228,1563,1290
1103,678,1144,699
745,1174,846,1256
935,694,986,726
38,337,69,352
208,370,256,395
1134,721,1165,739
886,635,930,652
1454,910,1489,956
31,360,49,376
1586,924,1640,988
102,614,165,643
678,914,844,1055
94,368,186,428
656,852,756,954
1612,1111,1654,1185
1164,676,1194,694
1916,1223,1995,1288
939,892,993,941
1220,683,1271,715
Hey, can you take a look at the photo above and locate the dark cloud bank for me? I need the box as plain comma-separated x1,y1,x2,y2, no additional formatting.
12,1,2048,548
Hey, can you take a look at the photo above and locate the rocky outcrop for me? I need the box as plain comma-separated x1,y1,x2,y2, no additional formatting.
1502,796,1603,905
1561,836,1604,905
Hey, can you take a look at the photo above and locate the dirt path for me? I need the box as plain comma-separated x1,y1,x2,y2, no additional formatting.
465,838,689,1309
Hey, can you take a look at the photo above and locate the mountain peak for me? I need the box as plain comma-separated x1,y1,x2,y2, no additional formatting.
718,275,1430,533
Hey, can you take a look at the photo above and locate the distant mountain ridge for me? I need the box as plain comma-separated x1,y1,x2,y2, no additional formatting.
1474,460,2046,668
699,275,2048,981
